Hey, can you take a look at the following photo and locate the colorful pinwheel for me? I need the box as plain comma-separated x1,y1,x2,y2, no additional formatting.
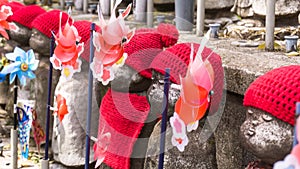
0,47,39,86
91,0,135,85
50,12,83,80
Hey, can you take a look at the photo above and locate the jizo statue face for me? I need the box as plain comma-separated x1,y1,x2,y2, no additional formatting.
29,29,51,56
240,107,293,164
147,71,181,119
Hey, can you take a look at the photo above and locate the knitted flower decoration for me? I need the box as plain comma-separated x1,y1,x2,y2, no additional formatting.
1,47,39,86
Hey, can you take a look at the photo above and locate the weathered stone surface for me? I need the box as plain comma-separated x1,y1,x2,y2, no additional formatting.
205,0,235,9
8,23,31,46
52,59,99,166
0,77,9,105
214,92,257,169
252,0,300,16
240,107,293,164
231,0,254,17
144,119,217,169
29,29,51,56
34,55,60,144
146,71,180,118
111,65,152,93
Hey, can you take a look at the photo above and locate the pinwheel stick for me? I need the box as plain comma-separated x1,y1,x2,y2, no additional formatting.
42,32,55,169
85,23,95,169
158,68,171,169
294,102,300,147
11,79,18,169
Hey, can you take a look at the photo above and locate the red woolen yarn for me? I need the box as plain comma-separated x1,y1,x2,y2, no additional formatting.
97,89,150,169
124,31,163,57
157,23,179,47
244,65,300,126
1,1,25,22
125,48,162,78
31,10,72,38
10,5,46,29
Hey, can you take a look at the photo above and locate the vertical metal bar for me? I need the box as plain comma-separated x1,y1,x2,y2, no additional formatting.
147,0,153,27
158,68,170,169
265,0,275,51
84,23,95,169
196,0,205,36
44,33,55,160
83,0,88,13
13,80,17,130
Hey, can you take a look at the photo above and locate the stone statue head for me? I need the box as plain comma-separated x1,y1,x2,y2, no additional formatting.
241,65,300,164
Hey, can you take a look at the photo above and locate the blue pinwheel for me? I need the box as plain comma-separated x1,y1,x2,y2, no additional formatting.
1,47,39,86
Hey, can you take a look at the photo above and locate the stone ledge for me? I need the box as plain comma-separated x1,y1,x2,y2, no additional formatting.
178,34,300,95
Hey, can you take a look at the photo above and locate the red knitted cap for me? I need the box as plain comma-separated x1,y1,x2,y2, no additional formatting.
97,89,150,169
124,31,163,56
31,10,72,38
125,48,162,78
1,1,25,22
150,43,198,84
10,5,46,29
157,23,179,47
244,65,300,126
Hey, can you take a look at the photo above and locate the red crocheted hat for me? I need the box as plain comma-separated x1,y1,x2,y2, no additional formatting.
123,28,165,78
244,65,300,126
150,43,197,84
31,10,72,38
157,23,179,47
1,1,25,22
97,89,150,169
124,30,163,56
125,48,162,78
10,5,46,29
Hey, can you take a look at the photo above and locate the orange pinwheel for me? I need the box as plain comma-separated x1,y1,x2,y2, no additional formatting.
50,12,83,80
91,0,135,85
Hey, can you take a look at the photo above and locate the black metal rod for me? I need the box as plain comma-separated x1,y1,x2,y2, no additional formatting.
13,79,18,130
44,32,55,160
85,23,95,169
158,68,170,169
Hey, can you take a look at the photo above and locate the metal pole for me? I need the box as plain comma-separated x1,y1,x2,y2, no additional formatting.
83,0,88,13
41,33,55,169
11,80,18,169
265,0,275,51
147,0,153,27
196,0,205,36
158,68,170,169
84,23,95,169
110,0,115,16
